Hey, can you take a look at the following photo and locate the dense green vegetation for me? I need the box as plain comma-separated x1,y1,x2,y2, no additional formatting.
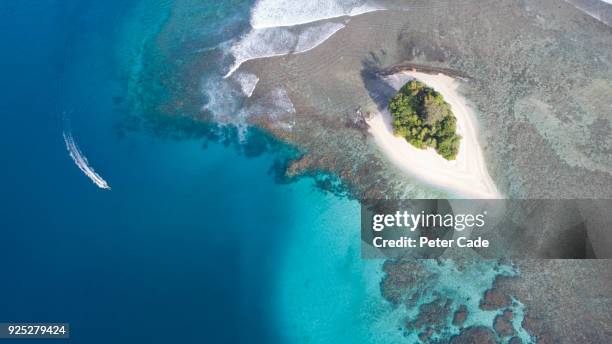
388,80,461,160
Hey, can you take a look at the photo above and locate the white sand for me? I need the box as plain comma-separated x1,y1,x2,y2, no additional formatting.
367,71,501,199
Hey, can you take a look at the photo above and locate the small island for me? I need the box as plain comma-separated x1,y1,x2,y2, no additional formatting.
388,80,461,160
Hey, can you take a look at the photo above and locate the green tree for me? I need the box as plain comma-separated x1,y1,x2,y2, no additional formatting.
388,80,461,160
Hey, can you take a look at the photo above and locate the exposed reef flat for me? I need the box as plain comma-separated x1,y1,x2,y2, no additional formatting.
246,0,612,199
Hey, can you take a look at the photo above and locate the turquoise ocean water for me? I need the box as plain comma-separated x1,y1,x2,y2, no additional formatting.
0,1,400,343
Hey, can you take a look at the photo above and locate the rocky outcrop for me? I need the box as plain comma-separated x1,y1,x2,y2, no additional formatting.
493,310,515,337
452,305,468,328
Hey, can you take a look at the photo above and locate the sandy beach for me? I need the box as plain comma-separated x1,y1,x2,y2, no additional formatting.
367,71,500,199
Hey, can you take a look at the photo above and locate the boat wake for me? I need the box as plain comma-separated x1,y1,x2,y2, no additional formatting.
63,127,111,190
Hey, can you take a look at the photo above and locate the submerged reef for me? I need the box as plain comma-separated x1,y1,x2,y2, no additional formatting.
381,259,533,343
381,259,612,343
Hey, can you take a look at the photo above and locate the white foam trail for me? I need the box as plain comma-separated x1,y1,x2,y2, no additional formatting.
256,87,297,131
224,0,383,77
202,74,245,124
63,130,111,190
234,72,260,97
267,87,296,117
566,0,612,26
225,21,345,77
212,0,381,130
250,0,379,29
295,22,345,51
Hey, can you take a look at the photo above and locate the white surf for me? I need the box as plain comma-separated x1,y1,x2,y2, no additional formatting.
225,21,345,78
234,72,260,97
250,0,379,29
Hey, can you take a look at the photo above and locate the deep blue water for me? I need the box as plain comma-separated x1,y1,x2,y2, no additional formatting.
0,1,368,343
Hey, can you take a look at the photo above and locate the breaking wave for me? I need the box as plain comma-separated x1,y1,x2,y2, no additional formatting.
203,74,244,123
203,71,296,139
63,128,111,190
223,0,385,78
250,0,380,29
225,21,345,77
250,87,297,132
233,72,259,97
208,0,382,132
250,87,296,119
567,0,612,26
